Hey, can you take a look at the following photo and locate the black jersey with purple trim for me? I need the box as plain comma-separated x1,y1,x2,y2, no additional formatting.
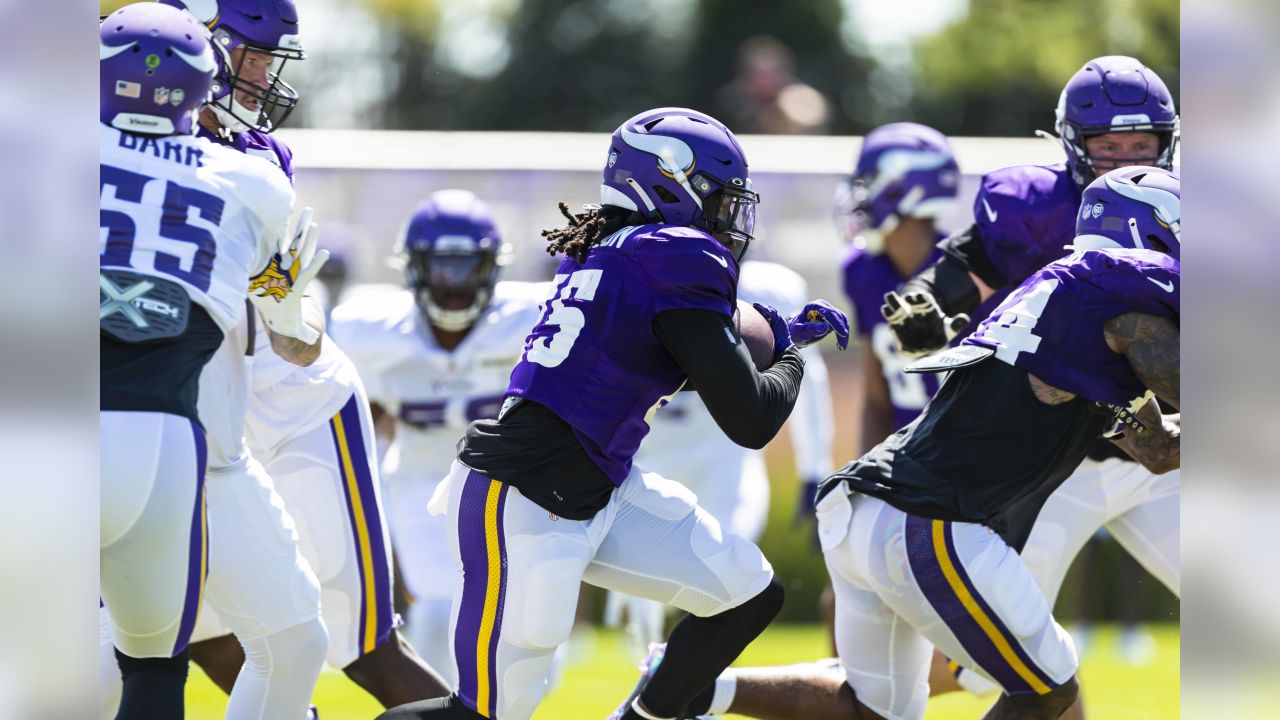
823,249,1177,549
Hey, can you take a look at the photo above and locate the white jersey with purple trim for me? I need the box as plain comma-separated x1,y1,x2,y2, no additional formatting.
100,125,291,333
243,322,362,457
635,260,835,536
329,281,550,485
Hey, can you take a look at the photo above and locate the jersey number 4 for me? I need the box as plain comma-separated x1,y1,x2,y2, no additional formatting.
526,269,604,368
100,164,223,293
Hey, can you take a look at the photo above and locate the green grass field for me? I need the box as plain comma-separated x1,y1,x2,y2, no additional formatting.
186,622,1178,719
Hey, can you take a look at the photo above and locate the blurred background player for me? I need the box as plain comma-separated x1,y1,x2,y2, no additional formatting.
378,107,849,720
99,4,320,716
329,189,550,685
838,122,970,448
654,165,1181,720
152,0,451,710
615,258,836,653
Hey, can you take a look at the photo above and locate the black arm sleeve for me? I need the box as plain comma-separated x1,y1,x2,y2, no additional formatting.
653,309,805,450
900,224,1007,317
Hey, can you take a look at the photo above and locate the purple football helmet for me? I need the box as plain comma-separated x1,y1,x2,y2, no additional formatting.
834,122,959,253
160,0,304,133
600,107,760,261
100,3,215,136
395,190,512,332
1072,166,1180,260
1055,56,1179,186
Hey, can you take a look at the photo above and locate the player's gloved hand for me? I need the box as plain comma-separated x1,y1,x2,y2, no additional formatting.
880,290,969,358
250,207,329,344
752,302,794,359
788,300,851,350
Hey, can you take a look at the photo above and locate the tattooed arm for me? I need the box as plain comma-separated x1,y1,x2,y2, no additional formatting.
268,294,325,366
1104,311,1180,407
1109,399,1180,474
1104,311,1180,472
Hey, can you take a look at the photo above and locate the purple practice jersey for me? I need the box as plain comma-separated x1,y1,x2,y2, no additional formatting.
972,163,1081,286
197,126,295,183
504,224,738,485
842,244,944,429
842,241,1005,431
964,248,1179,407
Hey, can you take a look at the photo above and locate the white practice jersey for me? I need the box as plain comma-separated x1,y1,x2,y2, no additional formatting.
329,281,550,485
636,260,836,492
244,322,362,457
99,125,292,333
197,308,254,471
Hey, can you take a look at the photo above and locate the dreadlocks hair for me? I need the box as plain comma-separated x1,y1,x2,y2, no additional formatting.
542,203,647,263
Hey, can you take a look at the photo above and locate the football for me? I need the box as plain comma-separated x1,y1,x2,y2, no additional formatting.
734,299,777,371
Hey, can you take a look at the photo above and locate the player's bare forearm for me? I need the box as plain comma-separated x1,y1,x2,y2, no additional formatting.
859,342,895,452
861,400,894,455
269,295,325,366
1110,403,1180,474
1104,311,1180,407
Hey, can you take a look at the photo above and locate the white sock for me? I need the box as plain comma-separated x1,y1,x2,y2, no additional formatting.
225,617,329,720
708,675,737,715
630,698,675,720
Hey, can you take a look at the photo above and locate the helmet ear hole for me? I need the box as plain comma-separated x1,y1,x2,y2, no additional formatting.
1147,236,1171,255
651,185,680,204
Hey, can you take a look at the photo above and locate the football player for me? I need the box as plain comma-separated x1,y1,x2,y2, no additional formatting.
151,0,451,710
643,166,1180,720
329,189,551,686
838,122,978,450
377,107,849,720
99,4,319,717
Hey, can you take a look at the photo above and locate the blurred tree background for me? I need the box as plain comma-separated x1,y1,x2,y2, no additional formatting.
100,0,1179,136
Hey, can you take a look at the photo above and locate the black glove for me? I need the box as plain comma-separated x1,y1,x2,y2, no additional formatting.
880,290,970,358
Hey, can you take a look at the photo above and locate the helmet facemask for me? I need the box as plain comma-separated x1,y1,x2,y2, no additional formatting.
696,180,759,263
405,242,507,333
209,26,302,133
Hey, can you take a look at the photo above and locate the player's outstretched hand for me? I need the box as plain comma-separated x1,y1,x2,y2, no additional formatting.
751,303,794,360
788,300,850,350
880,290,968,358
250,207,329,344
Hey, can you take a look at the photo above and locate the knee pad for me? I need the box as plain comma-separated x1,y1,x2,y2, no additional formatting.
243,618,329,678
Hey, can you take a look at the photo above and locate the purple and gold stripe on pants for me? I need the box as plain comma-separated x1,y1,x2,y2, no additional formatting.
330,393,394,657
454,470,510,718
173,419,208,656
905,516,1058,696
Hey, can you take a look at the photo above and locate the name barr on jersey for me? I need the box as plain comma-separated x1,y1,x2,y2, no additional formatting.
117,129,204,168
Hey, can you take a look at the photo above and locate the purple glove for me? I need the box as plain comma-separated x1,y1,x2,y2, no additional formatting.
788,300,850,350
751,302,793,359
